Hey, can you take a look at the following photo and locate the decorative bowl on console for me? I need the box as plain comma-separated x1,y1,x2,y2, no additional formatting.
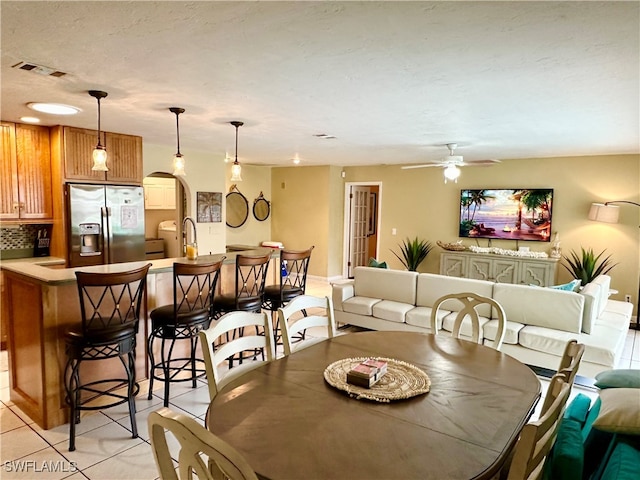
436,240,466,251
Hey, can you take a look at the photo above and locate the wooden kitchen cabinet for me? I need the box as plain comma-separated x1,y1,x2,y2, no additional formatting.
0,122,53,222
1,272,8,350
60,126,143,184
440,251,558,286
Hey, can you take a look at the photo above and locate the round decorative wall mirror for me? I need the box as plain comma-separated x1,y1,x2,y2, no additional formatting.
226,185,249,228
253,192,271,221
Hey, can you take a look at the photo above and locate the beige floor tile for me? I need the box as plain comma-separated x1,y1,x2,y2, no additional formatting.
0,425,50,462
165,383,211,418
31,412,112,447
81,442,160,480
1,446,77,480
116,404,167,442
52,422,144,471
1,405,26,433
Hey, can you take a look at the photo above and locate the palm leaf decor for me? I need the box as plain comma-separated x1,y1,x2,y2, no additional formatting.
562,247,617,285
391,237,433,271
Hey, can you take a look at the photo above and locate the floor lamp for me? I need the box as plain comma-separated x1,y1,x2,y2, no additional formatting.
588,200,640,330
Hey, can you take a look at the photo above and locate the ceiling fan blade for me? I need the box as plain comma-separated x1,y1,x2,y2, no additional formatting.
401,163,443,169
460,159,501,166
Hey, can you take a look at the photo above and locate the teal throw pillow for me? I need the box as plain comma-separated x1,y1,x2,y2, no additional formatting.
595,369,640,389
544,417,584,480
564,393,592,426
368,258,388,269
549,279,582,292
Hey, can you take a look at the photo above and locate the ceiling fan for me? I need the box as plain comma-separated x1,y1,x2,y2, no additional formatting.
401,143,500,183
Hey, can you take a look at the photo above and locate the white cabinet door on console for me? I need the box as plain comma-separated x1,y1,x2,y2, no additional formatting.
440,251,558,286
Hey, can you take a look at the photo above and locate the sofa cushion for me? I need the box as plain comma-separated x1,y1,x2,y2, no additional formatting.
415,273,494,316
599,441,640,480
564,393,592,425
595,369,640,389
579,282,600,334
493,283,583,333
368,258,388,269
593,388,640,435
441,312,490,338
372,300,414,324
544,417,584,480
517,325,621,368
592,275,611,317
353,267,417,305
483,319,524,345
405,306,448,331
342,296,381,316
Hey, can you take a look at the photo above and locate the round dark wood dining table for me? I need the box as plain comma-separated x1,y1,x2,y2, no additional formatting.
206,331,541,480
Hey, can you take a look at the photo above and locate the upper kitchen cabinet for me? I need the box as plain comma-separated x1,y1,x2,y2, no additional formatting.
0,122,53,222
58,126,143,184
143,176,176,210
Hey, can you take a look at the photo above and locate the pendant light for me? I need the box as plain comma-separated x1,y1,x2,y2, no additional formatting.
229,121,244,182
89,90,108,171
170,107,186,176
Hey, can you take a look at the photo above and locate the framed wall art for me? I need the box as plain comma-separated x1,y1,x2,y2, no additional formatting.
197,192,223,223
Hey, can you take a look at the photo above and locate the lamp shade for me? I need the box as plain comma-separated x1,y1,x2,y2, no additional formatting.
588,203,620,223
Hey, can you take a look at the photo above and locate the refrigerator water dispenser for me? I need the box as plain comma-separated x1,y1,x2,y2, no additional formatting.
79,223,101,256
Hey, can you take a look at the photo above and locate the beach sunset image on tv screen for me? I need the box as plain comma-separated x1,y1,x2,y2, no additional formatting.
459,189,553,242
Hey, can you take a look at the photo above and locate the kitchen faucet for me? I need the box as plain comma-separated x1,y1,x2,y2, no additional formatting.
182,216,197,256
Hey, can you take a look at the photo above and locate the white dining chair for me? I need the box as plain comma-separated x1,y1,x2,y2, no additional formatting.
198,311,275,401
148,407,258,480
556,338,585,388
278,295,336,356
430,292,507,350
506,373,571,480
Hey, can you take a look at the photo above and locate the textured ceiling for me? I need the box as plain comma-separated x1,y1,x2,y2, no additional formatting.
1,1,639,167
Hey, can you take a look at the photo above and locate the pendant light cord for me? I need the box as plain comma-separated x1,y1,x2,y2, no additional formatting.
96,97,102,147
175,111,181,155
235,124,239,163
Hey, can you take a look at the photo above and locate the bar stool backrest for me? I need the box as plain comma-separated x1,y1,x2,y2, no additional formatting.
173,260,223,320
233,254,271,308
279,246,314,300
75,264,150,337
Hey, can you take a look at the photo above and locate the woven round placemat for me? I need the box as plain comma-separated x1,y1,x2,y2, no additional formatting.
323,357,431,403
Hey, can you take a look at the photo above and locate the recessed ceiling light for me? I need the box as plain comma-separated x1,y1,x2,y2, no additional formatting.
20,116,41,124
27,102,80,115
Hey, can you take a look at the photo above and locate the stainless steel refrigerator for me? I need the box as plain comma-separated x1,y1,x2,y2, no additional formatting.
67,184,146,267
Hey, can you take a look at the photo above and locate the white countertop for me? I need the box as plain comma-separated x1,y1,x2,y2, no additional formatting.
0,248,278,285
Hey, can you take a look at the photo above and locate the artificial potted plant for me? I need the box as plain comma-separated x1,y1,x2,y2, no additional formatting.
562,247,617,285
391,237,433,271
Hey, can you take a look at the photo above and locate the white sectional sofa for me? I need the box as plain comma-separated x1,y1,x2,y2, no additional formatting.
332,267,632,378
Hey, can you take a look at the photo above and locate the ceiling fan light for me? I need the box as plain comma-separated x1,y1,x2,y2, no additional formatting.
443,164,461,183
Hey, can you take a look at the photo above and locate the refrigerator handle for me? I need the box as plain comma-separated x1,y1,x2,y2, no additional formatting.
102,206,113,264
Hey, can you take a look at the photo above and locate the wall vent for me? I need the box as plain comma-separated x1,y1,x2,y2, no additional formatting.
11,61,66,77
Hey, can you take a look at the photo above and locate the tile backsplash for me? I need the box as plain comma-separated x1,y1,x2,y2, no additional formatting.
1,225,42,250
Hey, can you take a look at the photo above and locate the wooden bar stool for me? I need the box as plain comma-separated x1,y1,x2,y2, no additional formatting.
64,263,151,451
147,260,223,407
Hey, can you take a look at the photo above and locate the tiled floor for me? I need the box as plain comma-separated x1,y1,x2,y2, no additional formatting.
1,276,638,479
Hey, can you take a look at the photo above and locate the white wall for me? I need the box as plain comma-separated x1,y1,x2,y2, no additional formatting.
143,143,226,255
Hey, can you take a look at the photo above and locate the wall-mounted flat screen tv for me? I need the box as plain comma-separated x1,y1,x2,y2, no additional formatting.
459,189,553,242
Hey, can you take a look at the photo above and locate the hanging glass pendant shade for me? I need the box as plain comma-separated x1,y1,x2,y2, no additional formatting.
170,107,186,176
89,90,108,171
230,121,244,182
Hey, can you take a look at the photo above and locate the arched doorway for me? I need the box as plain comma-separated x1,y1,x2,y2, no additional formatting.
142,172,186,258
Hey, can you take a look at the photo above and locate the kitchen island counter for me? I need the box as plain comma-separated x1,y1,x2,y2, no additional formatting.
2,247,278,429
